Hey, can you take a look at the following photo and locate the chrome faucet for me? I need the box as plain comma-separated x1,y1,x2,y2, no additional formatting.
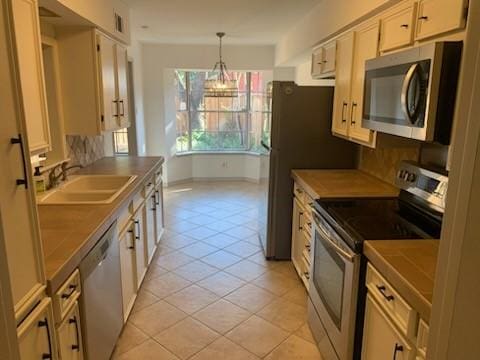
48,163,83,189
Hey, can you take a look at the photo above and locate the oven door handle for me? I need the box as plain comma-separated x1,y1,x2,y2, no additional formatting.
312,209,355,263
401,63,419,124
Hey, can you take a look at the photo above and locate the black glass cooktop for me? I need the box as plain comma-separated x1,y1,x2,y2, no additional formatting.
315,195,441,248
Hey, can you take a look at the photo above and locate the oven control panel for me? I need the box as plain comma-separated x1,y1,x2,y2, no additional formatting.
395,161,448,211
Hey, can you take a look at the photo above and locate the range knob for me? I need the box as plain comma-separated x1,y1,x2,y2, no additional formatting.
407,173,417,182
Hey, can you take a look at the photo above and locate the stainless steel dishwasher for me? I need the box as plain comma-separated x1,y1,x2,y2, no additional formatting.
79,221,123,360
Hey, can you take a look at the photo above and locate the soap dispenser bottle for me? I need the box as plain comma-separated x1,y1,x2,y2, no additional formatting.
33,166,46,194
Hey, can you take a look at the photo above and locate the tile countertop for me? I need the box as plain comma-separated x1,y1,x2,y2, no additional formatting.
291,169,399,199
364,240,439,323
38,156,164,292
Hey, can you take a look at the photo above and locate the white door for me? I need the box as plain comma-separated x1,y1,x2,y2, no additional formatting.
17,298,57,360
133,206,147,287
332,33,354,137
119,223,137,320
11,0,51,154
97,34,118,131
145,192,156,264
115,44,129,128
362,294,414,360
57,301,84,360
349,22,379,146
0,4,46,315
154,183,164,244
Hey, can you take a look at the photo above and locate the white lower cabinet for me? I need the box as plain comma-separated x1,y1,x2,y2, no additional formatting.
145,191,157,264
56,301,83,360
362,294,414,360
119,222,137,321
17,298,58,360
133,204,147,287
154,181,164,244
291,182,313,290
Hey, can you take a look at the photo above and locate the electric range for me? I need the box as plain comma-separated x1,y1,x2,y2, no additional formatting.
307,161,448,360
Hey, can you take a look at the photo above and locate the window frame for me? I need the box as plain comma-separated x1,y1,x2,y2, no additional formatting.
175,70,269,154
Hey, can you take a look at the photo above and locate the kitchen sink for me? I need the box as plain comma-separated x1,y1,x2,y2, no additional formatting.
37,175,137,205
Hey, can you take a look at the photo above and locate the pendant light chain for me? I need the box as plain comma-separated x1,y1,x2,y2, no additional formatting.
204,32,238,98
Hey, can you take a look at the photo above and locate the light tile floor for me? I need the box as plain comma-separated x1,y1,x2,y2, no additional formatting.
113,181,322,360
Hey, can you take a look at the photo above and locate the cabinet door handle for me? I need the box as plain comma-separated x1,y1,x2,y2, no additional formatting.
350,102,357,125
10,135,28,189
419,16,428,20
155,190,160,205
376,285,394,301
38,318,53,359
392,343,404,360
134,220,141,240
341,102,348,123
303,272,310,280
400,24,409,28
119,100,125,116
151,194,156,211
61,284,77,299
112,100,120,117
68,316,81,352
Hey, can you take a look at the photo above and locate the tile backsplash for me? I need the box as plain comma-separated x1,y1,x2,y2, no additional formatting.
66,135,105,167
359,145,420,185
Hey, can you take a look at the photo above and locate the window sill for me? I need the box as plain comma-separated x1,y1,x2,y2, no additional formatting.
175,151,267,157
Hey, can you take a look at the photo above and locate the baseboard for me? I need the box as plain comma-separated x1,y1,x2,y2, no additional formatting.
165,176,262,187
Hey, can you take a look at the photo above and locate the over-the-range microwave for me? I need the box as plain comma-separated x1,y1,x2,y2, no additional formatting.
362,42,462,144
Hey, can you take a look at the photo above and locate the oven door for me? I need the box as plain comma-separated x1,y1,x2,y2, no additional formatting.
362,59,430,139
309,209,360,360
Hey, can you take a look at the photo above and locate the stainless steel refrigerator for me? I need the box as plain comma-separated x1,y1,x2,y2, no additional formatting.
259,82,358,260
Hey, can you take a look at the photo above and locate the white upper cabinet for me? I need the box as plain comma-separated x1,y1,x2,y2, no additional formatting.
380,2,416,52
332,33,355,138
115,44,130,128
311,40,336,79
11,0,51,154
56,29,130,135
331,22,378,148
98,34,118,132
349,22,379,147
415,0,468,41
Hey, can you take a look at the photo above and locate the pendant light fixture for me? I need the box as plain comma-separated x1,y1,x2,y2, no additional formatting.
204,32,239,98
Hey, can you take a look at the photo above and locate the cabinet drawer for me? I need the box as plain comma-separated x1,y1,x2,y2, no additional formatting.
143,176,155,197
293,183,305,204
366,264,417,340
380,5,415,52
54,270,81,323
154,166,163,185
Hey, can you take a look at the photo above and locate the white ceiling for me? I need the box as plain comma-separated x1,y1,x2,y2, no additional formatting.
124,0,322,45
